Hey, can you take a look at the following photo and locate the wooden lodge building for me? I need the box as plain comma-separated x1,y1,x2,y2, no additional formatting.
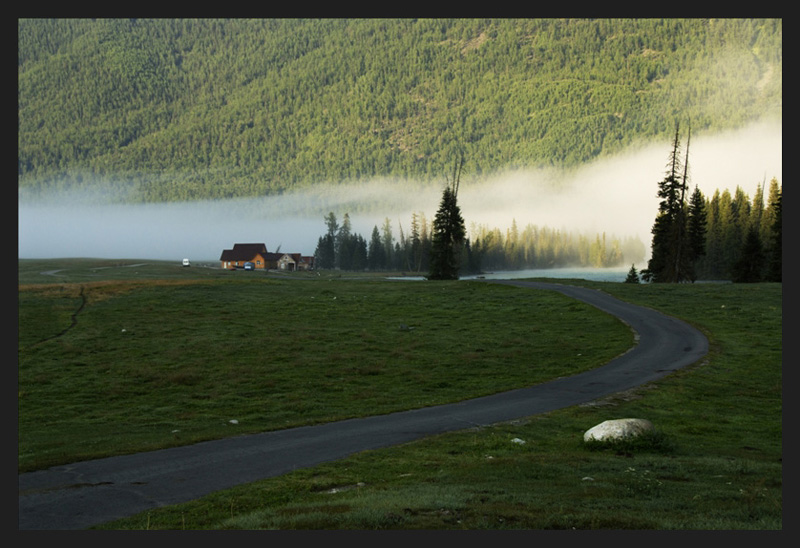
219,243,315,271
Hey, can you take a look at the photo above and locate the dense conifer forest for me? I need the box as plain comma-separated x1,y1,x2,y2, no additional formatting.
18,18,781,203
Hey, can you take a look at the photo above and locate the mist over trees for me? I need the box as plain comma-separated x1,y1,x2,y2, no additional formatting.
313,160,780,281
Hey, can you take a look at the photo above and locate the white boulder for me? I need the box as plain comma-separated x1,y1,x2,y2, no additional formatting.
583,418,654,442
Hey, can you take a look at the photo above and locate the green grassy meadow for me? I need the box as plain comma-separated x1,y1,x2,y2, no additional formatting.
17,259,782,529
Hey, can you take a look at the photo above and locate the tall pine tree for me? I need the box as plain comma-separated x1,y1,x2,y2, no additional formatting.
766,190,782,282
336,213,353,270
642,123,693,283
368,225,385,270
314,211,338,269
686,184,707,281
428,157,467,280
731,226,765,282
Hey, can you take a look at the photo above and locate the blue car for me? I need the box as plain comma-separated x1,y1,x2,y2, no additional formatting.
243,262,255,271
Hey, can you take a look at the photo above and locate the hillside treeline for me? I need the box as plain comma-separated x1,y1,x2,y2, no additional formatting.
18,18,781,203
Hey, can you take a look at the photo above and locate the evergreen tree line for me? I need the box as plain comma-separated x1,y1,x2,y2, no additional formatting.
642,123,781,283
468,223,644,272
18,18,781,203
314,212,435,273
314,213,646,275
694,178,782,282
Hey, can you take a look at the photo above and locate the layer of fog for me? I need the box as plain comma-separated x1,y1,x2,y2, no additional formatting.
18,121,781,264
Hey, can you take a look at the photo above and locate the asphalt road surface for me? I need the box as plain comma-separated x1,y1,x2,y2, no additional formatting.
19,280,709,530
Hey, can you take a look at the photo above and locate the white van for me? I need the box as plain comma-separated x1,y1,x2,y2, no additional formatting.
182,258,190,267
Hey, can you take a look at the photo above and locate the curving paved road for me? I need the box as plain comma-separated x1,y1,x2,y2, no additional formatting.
18,281,708,530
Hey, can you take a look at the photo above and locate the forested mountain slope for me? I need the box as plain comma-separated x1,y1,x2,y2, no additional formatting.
18,18,782,203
